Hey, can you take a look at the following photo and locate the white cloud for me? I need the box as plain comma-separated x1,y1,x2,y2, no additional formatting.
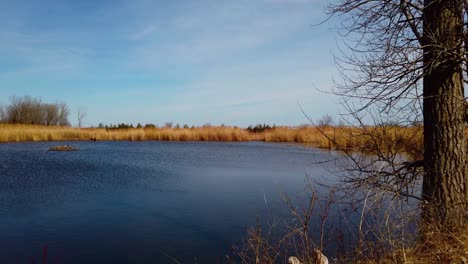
127,0,321,69
128,25,158,41
134,45,338,125
0,0,339,126
0,31,91,76
107,0,338,125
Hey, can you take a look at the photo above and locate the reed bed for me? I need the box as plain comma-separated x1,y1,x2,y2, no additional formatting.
0,124,430,155
264,125,424,157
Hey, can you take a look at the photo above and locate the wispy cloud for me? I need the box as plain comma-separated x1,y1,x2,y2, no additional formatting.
0,0,338,126
0,31,91,76
127,0,322,69
128,25,158,41
130,44,338,125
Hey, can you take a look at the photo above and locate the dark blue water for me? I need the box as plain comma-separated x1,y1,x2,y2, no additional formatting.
0,141,339,263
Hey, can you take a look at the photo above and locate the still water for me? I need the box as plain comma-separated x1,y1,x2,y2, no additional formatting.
0,141,340,263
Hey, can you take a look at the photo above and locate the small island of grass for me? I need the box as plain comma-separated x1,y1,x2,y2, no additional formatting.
48,145,79,151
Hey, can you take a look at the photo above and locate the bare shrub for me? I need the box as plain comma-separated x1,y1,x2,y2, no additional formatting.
4,96,70,126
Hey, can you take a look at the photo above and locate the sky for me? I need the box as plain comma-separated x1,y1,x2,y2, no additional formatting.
0,0,340,127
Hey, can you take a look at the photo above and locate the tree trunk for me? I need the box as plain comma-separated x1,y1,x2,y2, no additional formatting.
422,0,468,230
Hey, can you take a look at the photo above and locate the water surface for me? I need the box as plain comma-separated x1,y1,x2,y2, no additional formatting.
0,141,339,263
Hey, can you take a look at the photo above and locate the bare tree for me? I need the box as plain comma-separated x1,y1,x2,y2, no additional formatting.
3,96,71,126
318,114,334,127
328,0,467,232
7,96,43,125
77,108,87,128
56,103,70,126
0,105,5,123
43,104,59,126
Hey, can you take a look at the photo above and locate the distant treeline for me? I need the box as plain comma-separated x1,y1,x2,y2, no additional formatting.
97,123,198,130
0,96,70,126
97,122,277,132
247,124,276,133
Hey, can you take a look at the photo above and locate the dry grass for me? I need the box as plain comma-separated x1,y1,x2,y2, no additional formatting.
264,125,424,158
0,124,426,155
356,228,468,264
0,124,252,142
407,228,468,264
231,183,468,264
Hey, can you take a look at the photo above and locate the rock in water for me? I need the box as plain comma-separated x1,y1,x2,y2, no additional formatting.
48,145,79,151
288,256,302,264
288,250,329,264
314,249,329,264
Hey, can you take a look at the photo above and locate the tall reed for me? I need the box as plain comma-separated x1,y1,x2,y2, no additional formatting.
0,124,427,156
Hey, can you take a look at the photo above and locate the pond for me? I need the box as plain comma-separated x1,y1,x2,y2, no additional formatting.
0,141,341,263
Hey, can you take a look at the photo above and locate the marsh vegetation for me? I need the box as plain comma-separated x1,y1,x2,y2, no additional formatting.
0,123,428,158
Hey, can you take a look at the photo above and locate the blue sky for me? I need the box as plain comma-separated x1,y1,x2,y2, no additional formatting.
0,0,340,127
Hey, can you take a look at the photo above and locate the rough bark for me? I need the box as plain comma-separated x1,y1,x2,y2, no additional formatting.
422,0,468,230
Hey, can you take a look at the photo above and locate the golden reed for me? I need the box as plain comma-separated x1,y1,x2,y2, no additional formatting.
0,124,428,157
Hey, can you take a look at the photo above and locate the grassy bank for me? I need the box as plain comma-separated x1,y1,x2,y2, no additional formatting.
0,124,253,142
0,124,425,155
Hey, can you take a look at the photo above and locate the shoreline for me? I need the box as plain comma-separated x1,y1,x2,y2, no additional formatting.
0,124,425,157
